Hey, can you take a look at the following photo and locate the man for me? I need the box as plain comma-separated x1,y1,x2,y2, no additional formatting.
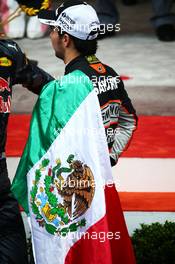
0,38,53,262
12,1,137,263
38,1,137,166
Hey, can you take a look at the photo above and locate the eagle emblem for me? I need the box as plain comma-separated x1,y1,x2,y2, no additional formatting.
30,155,95,236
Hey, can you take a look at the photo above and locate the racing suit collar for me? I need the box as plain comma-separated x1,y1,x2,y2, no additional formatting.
65,55,85,75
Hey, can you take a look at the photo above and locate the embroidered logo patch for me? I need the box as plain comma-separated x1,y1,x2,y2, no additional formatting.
0,57,12,67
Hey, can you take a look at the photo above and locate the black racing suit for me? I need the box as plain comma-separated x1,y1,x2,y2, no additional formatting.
65,55,137,166
0,39,53,263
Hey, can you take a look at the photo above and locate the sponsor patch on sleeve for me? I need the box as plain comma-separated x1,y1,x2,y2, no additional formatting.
0,57,12,67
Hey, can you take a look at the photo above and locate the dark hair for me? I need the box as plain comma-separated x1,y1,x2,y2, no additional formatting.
71,36,98,56
58,28,98,56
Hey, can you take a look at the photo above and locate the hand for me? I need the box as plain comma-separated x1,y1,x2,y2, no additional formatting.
110,157,117,167
14,59,54,94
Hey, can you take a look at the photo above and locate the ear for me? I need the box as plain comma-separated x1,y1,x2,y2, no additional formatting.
63,34,71,48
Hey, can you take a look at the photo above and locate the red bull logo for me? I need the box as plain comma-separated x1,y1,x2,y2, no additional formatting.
0,77,10,92
0,95,11,113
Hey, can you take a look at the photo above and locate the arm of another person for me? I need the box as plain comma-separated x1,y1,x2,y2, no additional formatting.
3,39,54,94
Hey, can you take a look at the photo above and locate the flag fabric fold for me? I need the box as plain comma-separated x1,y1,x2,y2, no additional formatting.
12,70,135,263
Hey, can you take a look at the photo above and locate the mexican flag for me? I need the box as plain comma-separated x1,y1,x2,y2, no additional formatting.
12,70,135,264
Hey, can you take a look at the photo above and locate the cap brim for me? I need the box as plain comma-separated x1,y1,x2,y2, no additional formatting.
38,10,57,25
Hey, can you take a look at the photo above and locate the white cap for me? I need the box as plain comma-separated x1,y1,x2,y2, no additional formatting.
38,1,100,40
